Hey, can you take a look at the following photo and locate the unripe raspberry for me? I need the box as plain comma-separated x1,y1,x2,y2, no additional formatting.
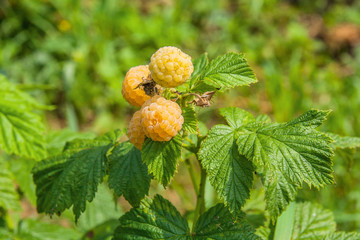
122,65,152,107
149,46,194,88
141,96,184,141
127,110,145,150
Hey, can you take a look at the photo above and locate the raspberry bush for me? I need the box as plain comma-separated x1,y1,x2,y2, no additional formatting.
25,47,360,239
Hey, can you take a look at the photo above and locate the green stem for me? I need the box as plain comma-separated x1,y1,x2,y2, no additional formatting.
191,159,206,234
185,159,199,195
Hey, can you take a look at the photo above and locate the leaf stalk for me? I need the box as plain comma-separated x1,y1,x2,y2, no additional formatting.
191,157,206,234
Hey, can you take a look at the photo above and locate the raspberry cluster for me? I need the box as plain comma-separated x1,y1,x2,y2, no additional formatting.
122,46,193,149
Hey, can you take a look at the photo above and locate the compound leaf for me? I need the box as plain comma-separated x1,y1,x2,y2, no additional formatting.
201,53,257,89
113,195,190,240
237,118,334,219
0,75,46,160
108,141,150,207
291,202,336,240
199,125,254,213
194,203,259,240
32,131,119,221
142,135,182,186
202,108,334,220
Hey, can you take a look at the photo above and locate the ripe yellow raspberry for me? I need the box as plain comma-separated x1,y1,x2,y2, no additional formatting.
122,65,152,107
149,46,194,88
141,96,184,141
127,110,145,150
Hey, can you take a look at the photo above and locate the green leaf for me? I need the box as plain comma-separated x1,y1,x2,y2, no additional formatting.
189,53,209,89
32,131,118,221
264,171,297,219
204,108,334,219
255,114,271,123
17,218,81,240
0,75,46,160
201,53,257,89
0,162,20,211
255,227,270,240
8,158,37,205
182,106,198,134
81,219,119,240
108,141,150,207
189,53,218,93
291,202,336,240
257,202,358,240
63,129,121,152
78,184,122,232
219,107,255,129
113,195,190,240
46,129,96,155
327,133,360,149
232,110,334,219
0,75,51,110
190,81,218,93
286,110,331,128
324,232,360,240
199,125,254,213
194,203,259,240
237,121,334,187
142,135,182,186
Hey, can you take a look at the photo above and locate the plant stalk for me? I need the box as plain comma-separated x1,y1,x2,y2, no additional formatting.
191,159,206,234
185,158,199,195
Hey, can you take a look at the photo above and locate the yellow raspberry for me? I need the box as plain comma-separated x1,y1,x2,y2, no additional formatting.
122,65,152,107
149,46,194,88
141,96,184,141
127,110,146,150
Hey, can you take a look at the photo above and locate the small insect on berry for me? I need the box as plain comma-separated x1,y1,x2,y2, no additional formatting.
122,65,161,107
135,78,161,97
127,110,146,150
141,96,184,141
149,46,194,88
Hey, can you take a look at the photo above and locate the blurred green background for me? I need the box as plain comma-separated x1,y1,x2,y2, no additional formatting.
1,0,360,238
